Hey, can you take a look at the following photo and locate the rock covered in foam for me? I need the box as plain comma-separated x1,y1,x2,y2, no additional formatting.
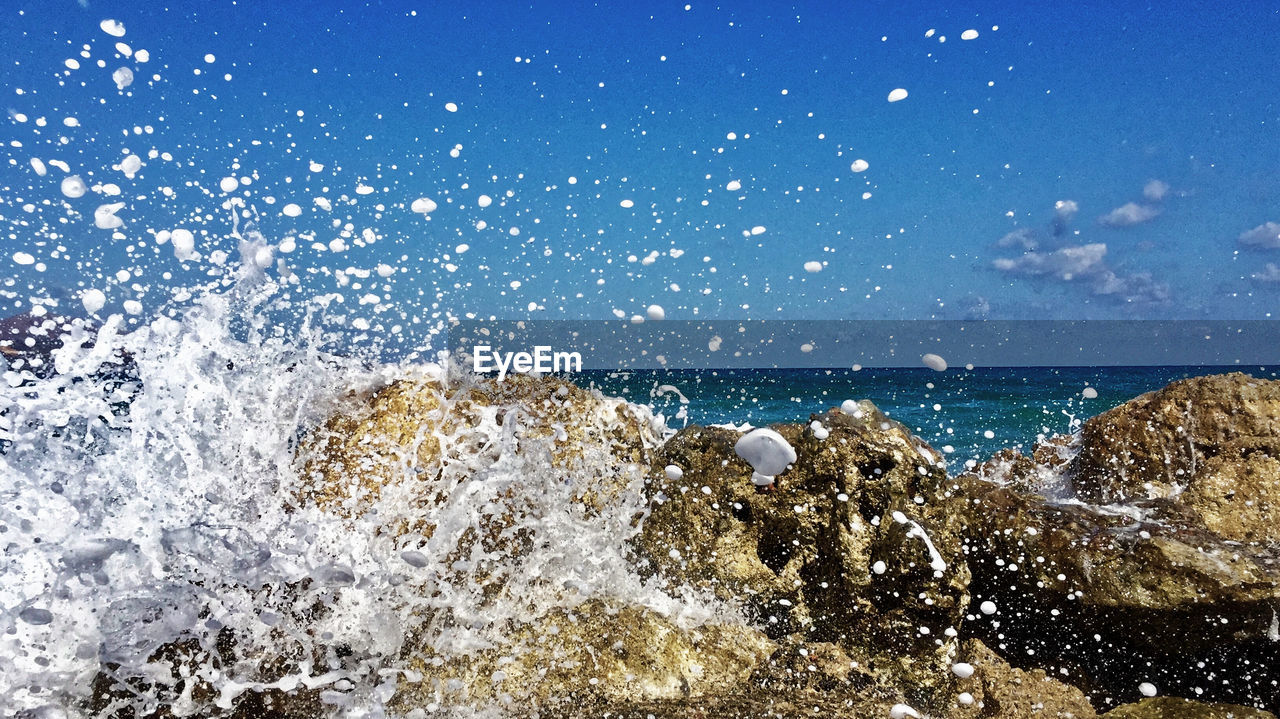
299,370,663,519
299,373,782,708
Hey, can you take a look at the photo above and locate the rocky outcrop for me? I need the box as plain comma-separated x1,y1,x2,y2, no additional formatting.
1103,698,1277,719
554,637,1102,719
297,372,781,710
173,371,1277,716
1070,373,1280,519
953,373,1280,711
390,600,776,711
953,639,1097,718
634,402,971,708
299,371,662,519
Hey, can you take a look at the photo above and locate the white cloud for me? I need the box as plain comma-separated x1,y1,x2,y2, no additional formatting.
1051,199,1079,237
993,243,1108,280
993,242,1169,306
1251,263,1280,283
1239,221,1280,249
1099,202,1161,228
996,227,1039,250
1090,270,1170,305
1142,180,1170,202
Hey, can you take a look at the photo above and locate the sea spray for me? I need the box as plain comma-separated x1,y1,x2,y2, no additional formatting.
0,269,730,716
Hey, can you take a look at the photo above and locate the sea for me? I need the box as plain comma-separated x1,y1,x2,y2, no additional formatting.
581,365,1280,466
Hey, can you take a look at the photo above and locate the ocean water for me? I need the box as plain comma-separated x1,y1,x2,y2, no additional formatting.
582,365,1280,465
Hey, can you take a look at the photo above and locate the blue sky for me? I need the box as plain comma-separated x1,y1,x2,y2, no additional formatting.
3,0,1280,348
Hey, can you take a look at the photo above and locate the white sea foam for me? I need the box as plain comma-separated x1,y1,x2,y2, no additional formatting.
0,252,733,715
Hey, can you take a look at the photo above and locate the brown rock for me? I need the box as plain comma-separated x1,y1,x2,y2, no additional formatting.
950,373,1280,711
1069,372,1280,506
299,372,661,520
954,639,1097,718
391,599,776,710
634,402,970,707
1103,697,1277,719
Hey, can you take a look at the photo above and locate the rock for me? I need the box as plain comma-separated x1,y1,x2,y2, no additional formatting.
299,371,662,520
1103,697,1277,719
953,639,1097,718
634,402,970,708
390,599,776,710
1069,373,1280,512
951,373,1280,710
560,692,891,719
89,634,325,718
534,638,1100,719
301,373,777,711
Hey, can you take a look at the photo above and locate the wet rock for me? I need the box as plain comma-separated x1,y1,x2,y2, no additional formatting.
299,371,662,519
88,634,324,718
302,374,772,711
391,599,776,710
952,373,1280,710
634,402,970,707
1103,697,1277,719
539,638,1100,719
953,639,1097,718
1070,373,1280,512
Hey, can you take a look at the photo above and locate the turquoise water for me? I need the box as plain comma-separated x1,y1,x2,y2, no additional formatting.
581,366,1280,465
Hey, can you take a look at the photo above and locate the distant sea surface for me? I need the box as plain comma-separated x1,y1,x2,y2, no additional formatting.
578,366,1280,466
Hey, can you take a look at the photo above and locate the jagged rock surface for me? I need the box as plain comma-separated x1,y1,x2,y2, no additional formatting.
952,373,1280,711
634,402,971,709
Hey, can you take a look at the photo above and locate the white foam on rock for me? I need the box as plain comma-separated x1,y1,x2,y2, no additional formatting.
890,703,920,719
734,428,796,486
891,510,947,572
